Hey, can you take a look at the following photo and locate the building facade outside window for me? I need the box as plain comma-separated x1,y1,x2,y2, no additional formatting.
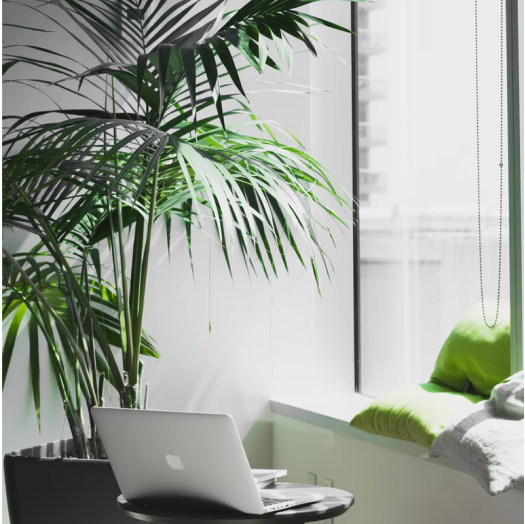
356,0,510,397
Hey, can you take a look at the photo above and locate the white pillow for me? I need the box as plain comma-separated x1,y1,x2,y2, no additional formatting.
430,373,524,496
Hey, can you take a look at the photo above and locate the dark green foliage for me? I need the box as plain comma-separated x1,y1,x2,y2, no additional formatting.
3,0,357,457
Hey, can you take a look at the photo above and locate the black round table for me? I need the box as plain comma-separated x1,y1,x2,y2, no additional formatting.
117,483,354,524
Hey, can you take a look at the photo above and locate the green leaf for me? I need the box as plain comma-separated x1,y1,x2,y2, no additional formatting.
136,54,150,113
3,303,27,388
3,23,54,32
2,0,355,437
274,34,294,71
210,37,247,98
197,44,225,131
6,109,140,136
2,55,77,77
180,46,198,129
28,313,41,432
3,61,17,75
221,28,262,73
134,136,169,201
164,211,172,262
182,199,194,276
145,0,198,46
297,12,353,34
169,45,183,75
2,257,13,286
158,44,172,114
298,28,317,57
88,248,102,289
23,256,42,287
163,0,224,45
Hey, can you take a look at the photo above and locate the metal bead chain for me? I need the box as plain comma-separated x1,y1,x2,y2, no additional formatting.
475,0,504,329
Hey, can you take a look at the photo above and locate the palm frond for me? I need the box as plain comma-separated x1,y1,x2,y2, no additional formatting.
3,0,357,457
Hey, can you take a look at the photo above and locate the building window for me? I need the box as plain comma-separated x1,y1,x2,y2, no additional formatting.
356,0,510,397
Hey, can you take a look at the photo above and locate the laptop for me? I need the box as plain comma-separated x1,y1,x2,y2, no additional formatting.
91,408,324,514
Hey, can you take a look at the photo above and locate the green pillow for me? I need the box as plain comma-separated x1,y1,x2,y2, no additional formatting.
349,382,484,448
430,301,511,397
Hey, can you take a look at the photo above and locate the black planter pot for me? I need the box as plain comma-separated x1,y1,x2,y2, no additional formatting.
4,439,135,524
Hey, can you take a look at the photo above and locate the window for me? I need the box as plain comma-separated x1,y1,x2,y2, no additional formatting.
355,0,510,397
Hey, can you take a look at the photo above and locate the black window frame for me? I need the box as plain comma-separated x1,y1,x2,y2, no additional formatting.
350,1,362,393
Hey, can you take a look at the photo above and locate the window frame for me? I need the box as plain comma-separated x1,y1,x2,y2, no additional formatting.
350,1,362,393
506,0,523,374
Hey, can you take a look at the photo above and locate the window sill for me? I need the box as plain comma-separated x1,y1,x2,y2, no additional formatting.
270,395,464,473
271,397,524,493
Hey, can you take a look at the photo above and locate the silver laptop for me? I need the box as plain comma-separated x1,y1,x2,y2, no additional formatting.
91,408,324,514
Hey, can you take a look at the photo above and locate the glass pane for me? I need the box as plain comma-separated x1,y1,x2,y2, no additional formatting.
358,0,510,397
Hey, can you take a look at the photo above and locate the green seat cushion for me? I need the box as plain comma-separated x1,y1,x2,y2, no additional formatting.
349,382,484,449
430,301,511,397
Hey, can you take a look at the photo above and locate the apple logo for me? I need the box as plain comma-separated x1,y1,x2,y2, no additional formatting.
166,452,185,471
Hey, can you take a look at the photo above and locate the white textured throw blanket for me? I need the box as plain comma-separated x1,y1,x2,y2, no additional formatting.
430,372,524,496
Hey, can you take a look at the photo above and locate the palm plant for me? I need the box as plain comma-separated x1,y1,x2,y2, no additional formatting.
3,0,355,458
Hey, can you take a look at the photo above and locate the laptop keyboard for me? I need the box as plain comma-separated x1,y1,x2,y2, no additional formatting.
261,497,294,508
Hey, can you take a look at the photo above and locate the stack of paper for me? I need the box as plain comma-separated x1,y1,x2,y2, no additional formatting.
252,469,287,489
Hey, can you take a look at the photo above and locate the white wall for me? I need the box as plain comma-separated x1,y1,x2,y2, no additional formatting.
268,0,355,403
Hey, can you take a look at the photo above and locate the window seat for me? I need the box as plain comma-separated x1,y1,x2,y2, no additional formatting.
271,396,472,473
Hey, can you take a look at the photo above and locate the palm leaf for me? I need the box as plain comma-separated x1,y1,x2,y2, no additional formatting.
2,303,27,388
28,314,41,432
3,0,357,452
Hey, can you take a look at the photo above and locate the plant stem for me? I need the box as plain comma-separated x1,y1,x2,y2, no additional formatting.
111,76,136,406
75,360,82,422
89,410,98,459
130,216,144,327
83,254,98,410
117,198,135,375
107,197,126,363
64,399,90,459
131,161,159,385
137,359,144,409
82,254,99,458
